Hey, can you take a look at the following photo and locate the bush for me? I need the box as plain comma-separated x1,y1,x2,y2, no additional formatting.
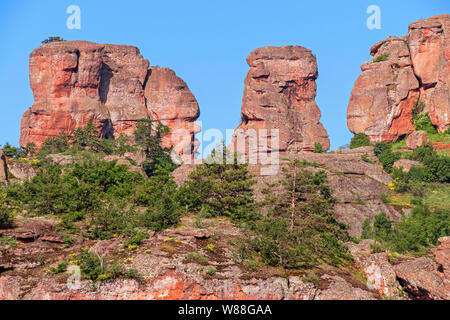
42,36,66,44
350,133,372,149
360,205,449,253
414,112,437,134
90,202,136,239
392,205,449,253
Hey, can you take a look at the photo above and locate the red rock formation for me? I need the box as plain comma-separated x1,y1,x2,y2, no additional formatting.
395,237,450,300
145,67,200,161
20,41,200,161
406,130,430,149
348,15,450,143
231,46,330,159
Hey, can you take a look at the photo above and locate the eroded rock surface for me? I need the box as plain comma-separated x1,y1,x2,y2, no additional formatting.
20,41,200,161
348,15,450,142
231,46,330,160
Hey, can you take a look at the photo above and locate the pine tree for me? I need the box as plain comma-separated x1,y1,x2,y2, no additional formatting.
180,144,256,222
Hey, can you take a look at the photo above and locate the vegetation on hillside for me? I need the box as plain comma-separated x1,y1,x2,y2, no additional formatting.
241,160,352,269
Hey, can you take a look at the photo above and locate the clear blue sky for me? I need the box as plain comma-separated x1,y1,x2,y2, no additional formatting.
0,0,448,152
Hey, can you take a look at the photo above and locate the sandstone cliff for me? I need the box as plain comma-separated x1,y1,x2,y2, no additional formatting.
231,46,330,159
347,15,450,142
20,41,200,161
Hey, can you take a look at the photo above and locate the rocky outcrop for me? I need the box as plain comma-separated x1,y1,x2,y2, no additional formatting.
247,147,401,237
348,240,402,297
393,159,422,172
0,150,7,182
20,41,200,162
395,237,449,300
406,130,430,149
408,15,450,133
347,15,450,143
347,37,419,142
6,159,36,181
231,46,330,160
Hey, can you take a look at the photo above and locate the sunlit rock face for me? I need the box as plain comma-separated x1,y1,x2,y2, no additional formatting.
347,15,449,143
20,41,200,161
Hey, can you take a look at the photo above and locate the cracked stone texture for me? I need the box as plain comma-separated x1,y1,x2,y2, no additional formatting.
19,41,200,162
348,15,450,143
231,46,330,161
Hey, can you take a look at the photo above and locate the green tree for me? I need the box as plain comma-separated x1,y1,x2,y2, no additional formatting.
1,143,21,158
247,160,351,268
0,188,15,229
71,119,102,152
414,112,437,134
374,142,400,173
350,133,372,149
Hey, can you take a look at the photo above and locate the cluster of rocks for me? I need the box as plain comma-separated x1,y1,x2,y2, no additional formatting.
347,14,449,143
20,41,200,162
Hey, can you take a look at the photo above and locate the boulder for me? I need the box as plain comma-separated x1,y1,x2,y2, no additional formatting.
348,240,402,297
0,150,7,182
231,46,330,161
393,159,422,172
406,131,430,149
408,15,450,133
347,37,419,143
6,159,36,180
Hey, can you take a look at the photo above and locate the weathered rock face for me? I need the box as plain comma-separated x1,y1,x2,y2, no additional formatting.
0,150,7,182
0,216,379,300
20,41,200,161
145,67,200,161
231,46,330,159
393,159,422,172
408,15,450,133
348,240,402,297
6,159,36,181
348,15,450,143
406,130,430,149
347,37,419,142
